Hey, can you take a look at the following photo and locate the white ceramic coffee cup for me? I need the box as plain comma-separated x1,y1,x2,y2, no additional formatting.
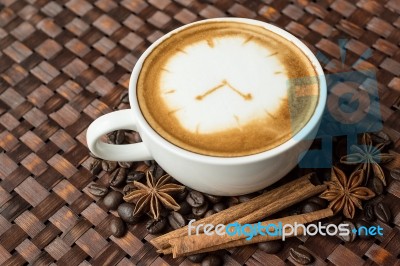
87,18,326,196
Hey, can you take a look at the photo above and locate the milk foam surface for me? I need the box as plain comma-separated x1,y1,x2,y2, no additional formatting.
161,36,287,134
137,21,319,157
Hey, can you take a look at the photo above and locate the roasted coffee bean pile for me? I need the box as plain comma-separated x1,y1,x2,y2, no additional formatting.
88,130,146,236
87,128,395,265
87,129,231,264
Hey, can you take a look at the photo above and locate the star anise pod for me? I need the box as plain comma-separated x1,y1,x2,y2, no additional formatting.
340,133,394,186
319,166,375,219
123,171,185,220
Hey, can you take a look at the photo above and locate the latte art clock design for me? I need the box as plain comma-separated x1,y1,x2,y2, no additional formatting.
195,79,252,101
160,36,287,135
137,21,319,157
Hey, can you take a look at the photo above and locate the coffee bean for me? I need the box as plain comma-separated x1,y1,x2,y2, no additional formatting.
168,211,186,229
201,255,222,266
301,202,322,214
90,159,102,175
368,177,383,195
204,194,222,204
132,132,142,143
193,202,209,217
374,202,391,223
148,164,156,176
363,203,376,222
146,217,167,234
126,170,145,182
118,161,133,168
107,131,117,144
257,240,283,254
155,165,165,179
88,183,108,197
107,130,125,144
120,93,129,104
178,201,192,215
103,191,123,210
109,168,127,187
148,164,164,179
307,197,327,208
355,220,373,239
107,132,115,143
227,197,239,207
186,191,205,207
289,247,314,265
115,130,125,144
238,195,252,203
204,210,216,217
118,203,141,224
338,221,356,242
110,216,126,237
102,161,117,172
187,253,206,263
213,202,227,213
390,168,400,181
123,183,136,195
176,189,188,202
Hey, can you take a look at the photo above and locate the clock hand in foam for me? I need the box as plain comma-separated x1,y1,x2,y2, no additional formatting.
195,81,226,101
195,80,252,101
224,80,252,100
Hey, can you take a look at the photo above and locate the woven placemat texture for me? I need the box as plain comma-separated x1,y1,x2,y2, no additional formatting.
0,0,400,265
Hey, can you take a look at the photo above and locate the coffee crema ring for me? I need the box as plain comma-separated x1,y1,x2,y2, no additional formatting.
137,21,319,157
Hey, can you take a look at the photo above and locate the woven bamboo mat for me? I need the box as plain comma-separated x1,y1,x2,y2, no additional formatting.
0,0,399,265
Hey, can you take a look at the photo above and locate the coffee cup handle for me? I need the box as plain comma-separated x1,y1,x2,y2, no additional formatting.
86,109,153,161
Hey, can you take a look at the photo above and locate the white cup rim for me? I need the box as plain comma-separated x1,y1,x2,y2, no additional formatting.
129,17,327,165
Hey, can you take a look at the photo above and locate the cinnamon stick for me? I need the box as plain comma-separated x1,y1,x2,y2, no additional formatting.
168,208,333,257
151,173,326,250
